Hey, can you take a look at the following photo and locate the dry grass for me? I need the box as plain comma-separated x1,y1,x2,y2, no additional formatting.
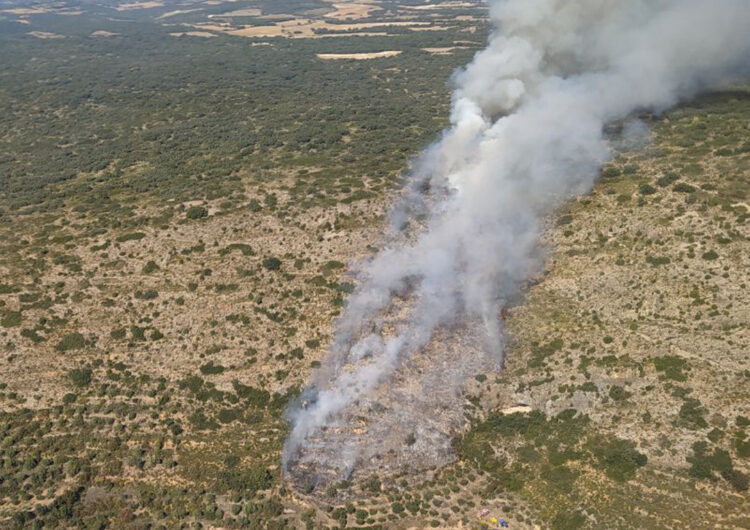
317,50,402,60
208,8,262,18
156,9,203,19
324,1,381,21
169,31,217,38
28,31,65,39
116,1,164,11
422,46,460,55
1,7,51,15
223,20,430,39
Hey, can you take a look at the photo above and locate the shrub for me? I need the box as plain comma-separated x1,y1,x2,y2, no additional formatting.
678,398,708,429
186,206,208,220
687,441,745,490
653,355,688,381
590,437,647,482
130,326,146,341
702,250,719,261
218,409,240,424
142,260,160,274
646,256,671,267
56,332,86,352
552,510,587,530
1,311,22,328
232,381,270,407
722,469,749,492
608,385,631,401
673,182,696,193
262,257,282,271
639,184,657,195
656,172,679,187
20,328,44,343
200,361,225,375
556,214,573,226
216,466,272,495
189,411,218,430
321,260,345,274
219,243,255,257
68,368,92,387
116,232,146,243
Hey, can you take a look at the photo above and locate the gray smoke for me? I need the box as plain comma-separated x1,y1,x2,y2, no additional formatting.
283,0,750,472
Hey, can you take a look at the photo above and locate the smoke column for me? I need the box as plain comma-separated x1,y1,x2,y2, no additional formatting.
284,0,750,474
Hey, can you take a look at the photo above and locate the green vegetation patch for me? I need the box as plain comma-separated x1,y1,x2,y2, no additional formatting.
55,332,87,352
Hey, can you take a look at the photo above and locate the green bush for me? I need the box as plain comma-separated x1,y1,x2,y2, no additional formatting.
262,257,282,271
701,250,719,261
1,310,22,328
589,437,647,482
186,206,208,220
116,232,146,243
56,332,86,352
653,355,688,381
218,408,240,424
200,361,225,375
646,256,671,267
68,368,92,387
142,260,160,273
678,398,708,429
219,243,255,257
687,441,746,490
673,182,696,193
608,385,631,401
722,469,749,491
656,172,679,187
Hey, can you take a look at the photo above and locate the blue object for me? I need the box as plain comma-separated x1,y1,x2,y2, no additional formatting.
500,519,509,528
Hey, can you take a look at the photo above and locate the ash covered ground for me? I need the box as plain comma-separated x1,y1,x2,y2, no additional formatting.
285,312,500,498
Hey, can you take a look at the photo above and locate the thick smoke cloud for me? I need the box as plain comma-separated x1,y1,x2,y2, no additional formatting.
283,0,750,470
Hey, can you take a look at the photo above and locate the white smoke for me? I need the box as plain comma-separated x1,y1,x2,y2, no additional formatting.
283,0,750,471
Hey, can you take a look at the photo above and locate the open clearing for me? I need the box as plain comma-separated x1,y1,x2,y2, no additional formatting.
208,8,262,18
170,31,217,38
221,19,431,39
28,31,65,39
324,1,381,21
116,1,164,11
316,50,402,60
157,9,202,19
423,46,462,54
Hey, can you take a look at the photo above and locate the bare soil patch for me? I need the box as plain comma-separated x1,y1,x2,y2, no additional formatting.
324,2,381,21
116,1,164,11
170,31,217,38
28,31,65,39
317,51,402,60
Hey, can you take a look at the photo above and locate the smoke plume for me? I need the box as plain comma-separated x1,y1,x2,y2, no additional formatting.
283,0,750,480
